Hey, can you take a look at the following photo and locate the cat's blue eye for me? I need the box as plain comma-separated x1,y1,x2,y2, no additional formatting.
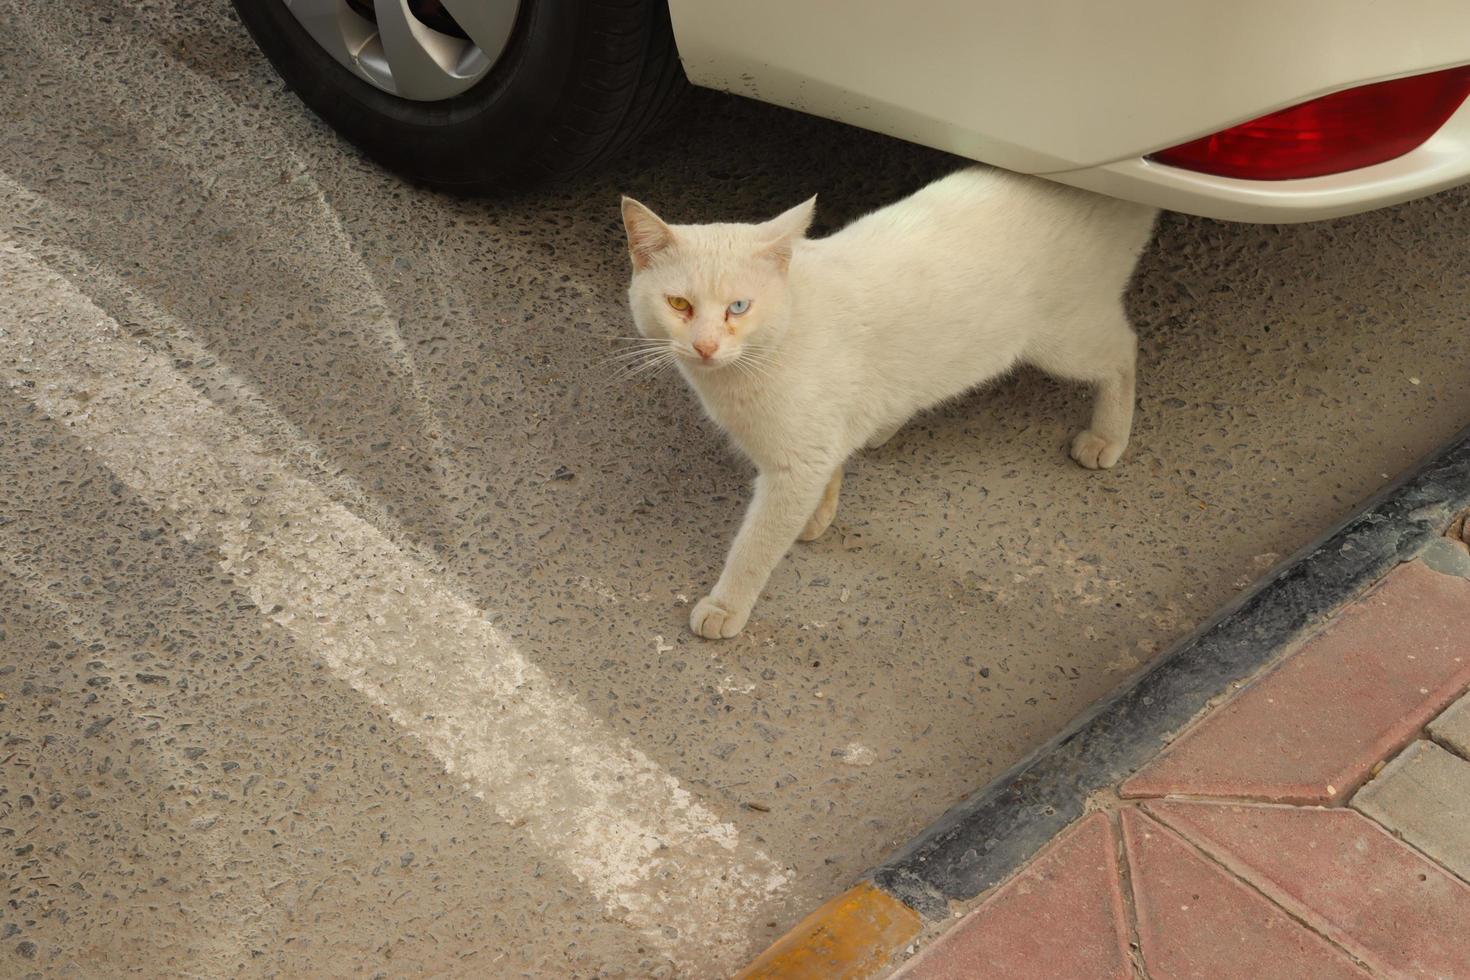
727,299,751,316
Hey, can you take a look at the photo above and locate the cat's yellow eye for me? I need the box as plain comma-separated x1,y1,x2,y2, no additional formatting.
667,295,692,313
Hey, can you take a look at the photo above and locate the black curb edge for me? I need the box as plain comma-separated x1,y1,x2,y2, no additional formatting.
869,424,1470,918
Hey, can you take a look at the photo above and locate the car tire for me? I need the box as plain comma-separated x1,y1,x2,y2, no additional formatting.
231,0,688,191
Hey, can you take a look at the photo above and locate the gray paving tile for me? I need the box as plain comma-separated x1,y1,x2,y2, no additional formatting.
1429,692,1470,759
1353,740,1470,880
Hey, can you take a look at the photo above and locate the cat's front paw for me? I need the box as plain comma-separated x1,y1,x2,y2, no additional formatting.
1070,429,1127,470
690,595,750,639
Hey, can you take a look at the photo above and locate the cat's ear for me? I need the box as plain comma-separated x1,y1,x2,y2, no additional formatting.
621,196,676,270
757,195,816,271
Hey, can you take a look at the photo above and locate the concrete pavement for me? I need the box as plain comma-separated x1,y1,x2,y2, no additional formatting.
4,1,1470,974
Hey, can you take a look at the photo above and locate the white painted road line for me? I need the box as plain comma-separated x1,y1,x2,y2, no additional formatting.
0,237,789,972
5,5,475,512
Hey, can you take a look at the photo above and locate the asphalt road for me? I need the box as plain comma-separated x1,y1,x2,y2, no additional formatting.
3,2,1469,976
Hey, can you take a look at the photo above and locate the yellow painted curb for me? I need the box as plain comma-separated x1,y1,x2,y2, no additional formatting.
733,882,922,979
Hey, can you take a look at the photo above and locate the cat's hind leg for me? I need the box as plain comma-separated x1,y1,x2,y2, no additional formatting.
1030,308,1137,470
1069,358,1134,470
865,420,904,450
798,467,843,541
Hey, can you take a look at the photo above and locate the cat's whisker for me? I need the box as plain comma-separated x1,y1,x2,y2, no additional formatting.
607,341,671,353
612,360,672,383
620,348,674,367
618,361,676,385
614,350,679,383
731,354,770,385
733,351,776,382
606,338,673,352
602,343,667,365
602,346,672,365
600,343,675,367
744,361,774,384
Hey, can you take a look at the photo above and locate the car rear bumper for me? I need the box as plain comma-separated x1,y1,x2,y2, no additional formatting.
1045,90,1470,223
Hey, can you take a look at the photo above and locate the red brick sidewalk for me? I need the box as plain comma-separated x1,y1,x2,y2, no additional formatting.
894,557,1470,979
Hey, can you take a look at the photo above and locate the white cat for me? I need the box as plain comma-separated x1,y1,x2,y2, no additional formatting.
621,168,1157,639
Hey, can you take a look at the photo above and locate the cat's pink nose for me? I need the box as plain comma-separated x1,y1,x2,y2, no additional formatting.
693,339,719,360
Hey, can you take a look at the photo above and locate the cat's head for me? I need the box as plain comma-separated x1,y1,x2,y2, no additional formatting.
620,196,815,371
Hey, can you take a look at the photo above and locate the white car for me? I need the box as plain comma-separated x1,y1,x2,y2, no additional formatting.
238,0,1470,221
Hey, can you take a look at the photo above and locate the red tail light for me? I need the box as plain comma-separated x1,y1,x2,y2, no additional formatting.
1149,65,1470,180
